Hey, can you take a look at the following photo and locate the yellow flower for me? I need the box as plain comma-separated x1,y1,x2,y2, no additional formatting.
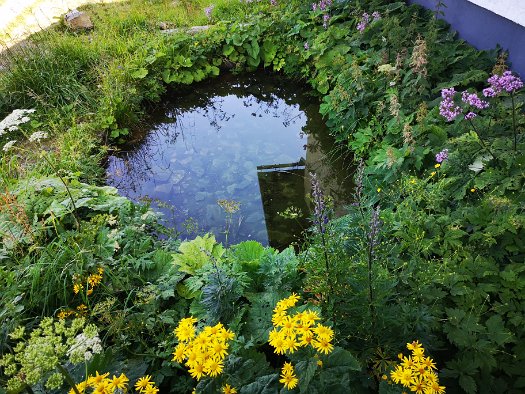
409,374,425,394
143,384,160,394
222,383,237,394
135,375,153,392
87,371,109,387
407,340,422,351
284,336,299,354
204,358,223,377
471,188,476,192
430,171,436,177
312,338,334,355
73,283,83,294
279,373,298,390
313,324,334,341
434,163,441,168
189,363,205,380
377,188,381,192
172,343,186,363
109,373,129,391
282,362,294,376
210,340,228,360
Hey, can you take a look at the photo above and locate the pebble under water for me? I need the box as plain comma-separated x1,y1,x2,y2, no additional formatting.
106,73,354,249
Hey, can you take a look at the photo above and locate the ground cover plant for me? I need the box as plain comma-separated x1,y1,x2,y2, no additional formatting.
1,0,524,393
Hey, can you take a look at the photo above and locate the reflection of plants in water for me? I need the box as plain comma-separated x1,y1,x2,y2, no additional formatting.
217,199,241,247
278,206,303,219
182,217,200,236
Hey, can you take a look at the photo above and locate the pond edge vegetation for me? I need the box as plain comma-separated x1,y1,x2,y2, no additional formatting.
1,0,524,393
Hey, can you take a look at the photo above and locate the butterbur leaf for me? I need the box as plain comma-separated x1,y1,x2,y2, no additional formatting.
130,68,148,79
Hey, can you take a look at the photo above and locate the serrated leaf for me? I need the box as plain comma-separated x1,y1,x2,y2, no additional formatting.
459,374,477,394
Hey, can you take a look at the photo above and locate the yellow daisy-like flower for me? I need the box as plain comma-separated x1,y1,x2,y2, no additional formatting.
210,340,228,360
222,383,237,394
143,384,160,394
312,338,334,355
109,373,129,391
87,371,109,387
172,343,186,363
313,324,334,341
279,373,299,390
282,362,294,376
204,358,223,377
189,363,205,380
135,375,153,392
435,163,441,168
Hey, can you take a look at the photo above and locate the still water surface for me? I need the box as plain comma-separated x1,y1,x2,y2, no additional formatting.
106,73,353,248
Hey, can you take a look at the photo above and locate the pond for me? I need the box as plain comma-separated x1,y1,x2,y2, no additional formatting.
106,73,354,249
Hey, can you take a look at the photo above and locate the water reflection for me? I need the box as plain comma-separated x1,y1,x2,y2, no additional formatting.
106,73,353,248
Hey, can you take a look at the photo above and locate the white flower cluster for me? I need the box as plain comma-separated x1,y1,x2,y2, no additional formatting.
67,325,103,363
28,131,48,143
0,109,35,136
2,140,17,152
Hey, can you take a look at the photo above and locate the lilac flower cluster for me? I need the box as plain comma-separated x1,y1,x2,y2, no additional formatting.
435,148,449,163
483,71,524,97
439,88,462,122
356,11,380,33
311,0,332,11
270,0,277,5
310,172,329,234
461,91,489,110
304,42,309,51
204,5,214,20
311,0,332,28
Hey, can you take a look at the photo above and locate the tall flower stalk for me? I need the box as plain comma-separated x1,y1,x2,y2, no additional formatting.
310,172,333,304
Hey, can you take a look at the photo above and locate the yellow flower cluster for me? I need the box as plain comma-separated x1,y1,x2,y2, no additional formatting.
57,304,89,320
172,317,235,381
70,372,159,394
73,267,104,296
390,340,445,394
269,293,334,356
279,362,298,390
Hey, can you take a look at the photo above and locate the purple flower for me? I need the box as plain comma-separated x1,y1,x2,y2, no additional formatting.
435,148,449,163
461,91,489,110
310,172,329,234
357,13,370,32
464,112,477,120
304,41,309,50
439,88,462,121
270,0,277,5
485,71,524,96
204,5,214,19
482,87,496,97
323,13,330,28
372,11,381,20
312,2,317,11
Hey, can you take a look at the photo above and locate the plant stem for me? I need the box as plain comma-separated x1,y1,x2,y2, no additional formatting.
56,364,80,394
511,93,517,151
39,153,81,231
468,119,497,161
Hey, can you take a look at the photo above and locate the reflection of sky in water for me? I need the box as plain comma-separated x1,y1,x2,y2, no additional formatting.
106,74,353,248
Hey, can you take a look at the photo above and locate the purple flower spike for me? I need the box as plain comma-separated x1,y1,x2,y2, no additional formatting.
464,112,477,120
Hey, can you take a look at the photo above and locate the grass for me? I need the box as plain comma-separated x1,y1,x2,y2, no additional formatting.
0,0,245,183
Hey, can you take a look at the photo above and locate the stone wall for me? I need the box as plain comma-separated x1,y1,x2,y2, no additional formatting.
407,0,525,77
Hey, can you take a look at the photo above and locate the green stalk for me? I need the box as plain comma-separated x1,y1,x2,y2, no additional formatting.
56,364,80,394
511,93,517,151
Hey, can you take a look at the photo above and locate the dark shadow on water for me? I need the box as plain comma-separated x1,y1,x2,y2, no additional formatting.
106,72,354,249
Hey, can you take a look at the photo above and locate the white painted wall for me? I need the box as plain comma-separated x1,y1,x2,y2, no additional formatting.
468,0,525,27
